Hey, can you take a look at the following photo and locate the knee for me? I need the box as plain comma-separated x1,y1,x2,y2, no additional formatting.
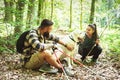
43,50,52,57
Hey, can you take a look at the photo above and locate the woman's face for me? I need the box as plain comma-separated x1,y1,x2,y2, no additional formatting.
86,26,94,35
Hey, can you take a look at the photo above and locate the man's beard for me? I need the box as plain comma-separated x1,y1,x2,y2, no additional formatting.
43,32,49,38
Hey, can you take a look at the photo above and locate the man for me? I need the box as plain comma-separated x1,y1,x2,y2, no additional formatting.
22,19,74,76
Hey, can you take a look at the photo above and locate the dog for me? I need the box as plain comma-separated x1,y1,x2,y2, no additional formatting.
55,30,84,68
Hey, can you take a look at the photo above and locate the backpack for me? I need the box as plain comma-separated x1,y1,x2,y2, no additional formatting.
16,30,30,53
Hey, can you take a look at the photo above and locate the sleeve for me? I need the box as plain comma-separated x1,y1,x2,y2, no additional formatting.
27,30,44,51
47,34,59,42
27,30,54,51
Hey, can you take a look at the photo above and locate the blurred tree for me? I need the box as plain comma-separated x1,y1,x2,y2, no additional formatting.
4,0,14,23
43,0,47,19
37,0,43,25
14,0,25,33
108,0,113,10
69,0,72,28
80,0,83,29
89,0,95,24
27,0,36,28
51,0,54,20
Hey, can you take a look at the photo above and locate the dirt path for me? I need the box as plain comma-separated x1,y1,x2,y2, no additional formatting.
0,50,120,80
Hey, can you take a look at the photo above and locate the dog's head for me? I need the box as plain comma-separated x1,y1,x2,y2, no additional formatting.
70,30,84,42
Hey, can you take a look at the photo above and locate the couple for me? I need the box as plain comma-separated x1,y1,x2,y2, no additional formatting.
17,19,102,76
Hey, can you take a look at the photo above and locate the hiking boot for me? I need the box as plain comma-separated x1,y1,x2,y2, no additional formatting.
58,67,74,77
89,59,97,66
82,59,90,65
81,58,89,64
39,63,58,74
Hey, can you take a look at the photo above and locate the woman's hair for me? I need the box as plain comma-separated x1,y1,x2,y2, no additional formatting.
88,23,98,40
39,19,53,29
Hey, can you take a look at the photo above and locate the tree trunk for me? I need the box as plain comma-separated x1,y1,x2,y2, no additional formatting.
107,0,113,29
10,0,15,23
27,0,36,28
4,0,14,23
89,0,95,24
37,0,42,25
69,0,72,28
108,0,113,10
14,0,25,33
43,0,46,19
51,0,54,20
80,0,83,29
37,0,41,25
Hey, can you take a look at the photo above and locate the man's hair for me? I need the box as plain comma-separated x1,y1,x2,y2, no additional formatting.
39,19,53,29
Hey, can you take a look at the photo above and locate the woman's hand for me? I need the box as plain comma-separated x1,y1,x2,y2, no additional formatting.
95,39,100,44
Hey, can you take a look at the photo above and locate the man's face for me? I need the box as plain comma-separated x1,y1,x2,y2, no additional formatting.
43,25,53,37
45,25,53,33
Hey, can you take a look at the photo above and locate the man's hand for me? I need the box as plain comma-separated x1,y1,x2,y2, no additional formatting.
58,40,74,51
64,44,74,51
95,39,100,44
67,46,74,51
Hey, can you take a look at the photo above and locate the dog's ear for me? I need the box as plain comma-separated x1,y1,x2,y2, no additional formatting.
70,30,80,42
79,32,85,39
73,30,85,42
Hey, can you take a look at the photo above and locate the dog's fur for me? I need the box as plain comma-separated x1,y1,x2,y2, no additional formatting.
56,30,84,68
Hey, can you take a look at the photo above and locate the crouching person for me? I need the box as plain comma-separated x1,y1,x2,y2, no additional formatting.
16,19,74,76
78,24,102,65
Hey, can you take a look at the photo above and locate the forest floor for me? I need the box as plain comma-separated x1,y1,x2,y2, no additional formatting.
0,29,120,80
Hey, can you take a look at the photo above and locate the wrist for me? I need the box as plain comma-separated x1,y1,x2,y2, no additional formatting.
64,44,67,47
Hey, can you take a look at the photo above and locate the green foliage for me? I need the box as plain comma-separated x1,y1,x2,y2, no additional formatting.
0,35,17,54
101,29,120,61
103,30,120,53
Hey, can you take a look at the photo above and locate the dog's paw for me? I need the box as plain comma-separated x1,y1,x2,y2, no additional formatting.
72,63,77,67
68,65,73,69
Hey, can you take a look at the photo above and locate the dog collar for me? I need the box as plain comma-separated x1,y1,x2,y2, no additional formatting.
69,36,76,42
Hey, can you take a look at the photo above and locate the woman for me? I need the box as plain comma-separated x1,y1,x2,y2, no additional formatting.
78,24,102,64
